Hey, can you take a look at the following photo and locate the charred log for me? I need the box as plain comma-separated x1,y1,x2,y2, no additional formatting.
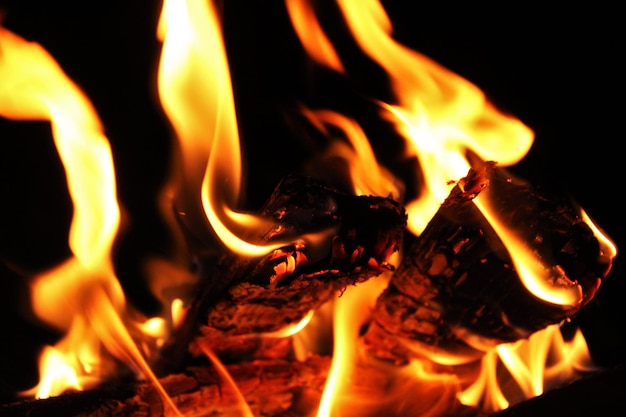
158,174,406,372
5,356,623,417
0,356,331,417
4,166,616,417
363,161,613,364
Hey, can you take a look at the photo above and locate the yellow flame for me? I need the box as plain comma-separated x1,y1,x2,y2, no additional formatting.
475,194,582,306
292,0,591,309
287,1,606,414
0,25,119,397
31,347,85,397
0,27,118,268
158,0,292,257
581,209,618,260
317,276,390,416
171,298,187,328
290,0,533,234
1,1,615,415
0,26,182,414
459,324,596,411
457,350,510,411
258,309,316,338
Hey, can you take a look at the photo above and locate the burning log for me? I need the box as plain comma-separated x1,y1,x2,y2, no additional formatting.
363,161,614,364
158,174,407,371
0,174,409,416
1,166,615,416
0,355,332,417
0,174,406,416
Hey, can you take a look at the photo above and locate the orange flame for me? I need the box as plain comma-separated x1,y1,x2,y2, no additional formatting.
0,26,181,414
286,0,614,415
299,107,401,198
196,345,256,417
0,25,119,397
317,272,392,416
475,192,582,307
285,0,345,74
458,324,597,411
0,1,617,416
581,209,618,261
157,0,295,257
289,0,533,232
336,0,533,234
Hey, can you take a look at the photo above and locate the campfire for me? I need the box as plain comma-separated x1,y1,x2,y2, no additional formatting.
0,1,622,416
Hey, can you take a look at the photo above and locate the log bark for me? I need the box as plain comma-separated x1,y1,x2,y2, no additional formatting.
5,356,622,417
0,356,331,417
363,162,614,364
3,167,616,417
157,174,407,373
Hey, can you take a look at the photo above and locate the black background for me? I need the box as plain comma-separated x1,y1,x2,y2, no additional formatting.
0,0,624,404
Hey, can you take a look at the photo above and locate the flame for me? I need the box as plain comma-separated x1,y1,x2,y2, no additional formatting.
0,25,119,396
317,267,464,417
341,0,533,234
0,26,181,414
475,193,582,306
285,0,345,74
290,0,533,234
0,28,118,267
286,1,613,415
458,324,597,411
299,107,401,198
317,272,391,416
581,209,618,261
196,345,256,417
0,1,617,416
157,0,293,257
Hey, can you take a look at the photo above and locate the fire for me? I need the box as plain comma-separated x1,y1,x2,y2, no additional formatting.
0,26,122,396
285,0,344,74
298,107,401,198
0,25,181,414
288,0,533,233
459,325,596,410
475,189,582,307
0,0,617,416
286,0,616,415
157,0,299,257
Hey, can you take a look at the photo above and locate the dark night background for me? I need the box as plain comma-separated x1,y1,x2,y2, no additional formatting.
0,0,623,405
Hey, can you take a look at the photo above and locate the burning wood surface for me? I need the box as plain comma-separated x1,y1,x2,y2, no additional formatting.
0,164,615,417
0,0,620,416
158,174,406,373
364,162,612,364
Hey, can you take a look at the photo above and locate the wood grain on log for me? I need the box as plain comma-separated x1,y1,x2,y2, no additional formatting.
158,174,407,372
363,162,613,364
0,356,331,417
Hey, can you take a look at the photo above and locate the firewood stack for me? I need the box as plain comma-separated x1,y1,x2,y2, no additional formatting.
0,163,615,417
